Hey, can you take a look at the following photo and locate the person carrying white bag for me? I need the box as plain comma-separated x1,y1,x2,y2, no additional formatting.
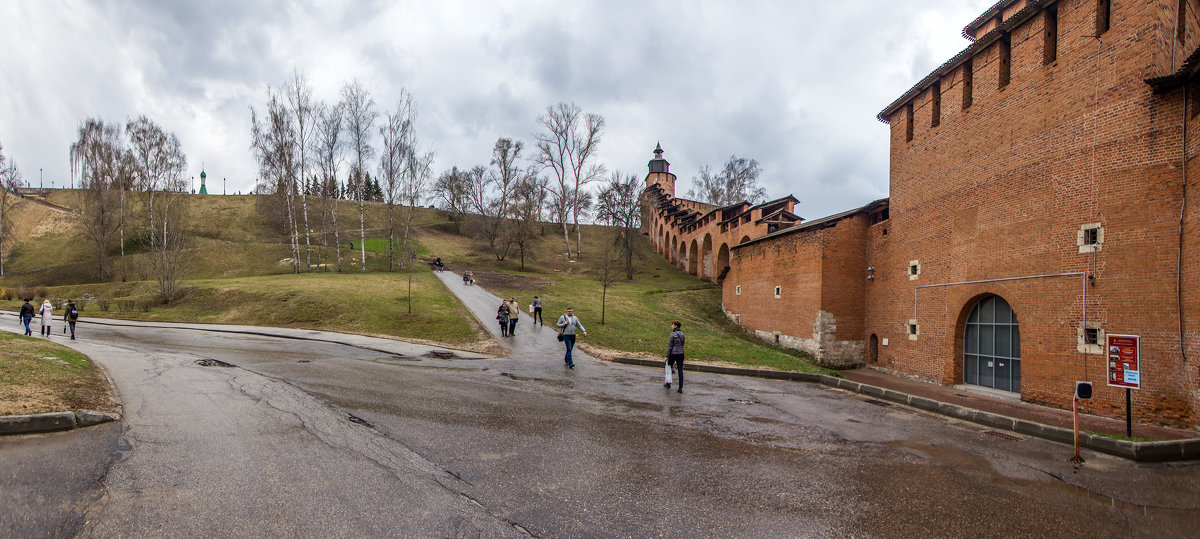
664,320,685,392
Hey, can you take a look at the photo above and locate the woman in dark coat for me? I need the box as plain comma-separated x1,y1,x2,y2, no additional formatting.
496,301,511,337
665,320,685,392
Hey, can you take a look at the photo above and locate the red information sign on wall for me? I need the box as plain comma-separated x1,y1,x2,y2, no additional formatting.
1106,334,1141,389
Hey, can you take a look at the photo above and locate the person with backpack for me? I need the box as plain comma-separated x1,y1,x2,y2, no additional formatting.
555,307,587,369
664,320,685,392
63,299,79,340
38,299,54,337
19,298,34,336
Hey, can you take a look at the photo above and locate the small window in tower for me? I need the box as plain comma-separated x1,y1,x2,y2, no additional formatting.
1084,328,1100,345
998,35,1012,88
908,260,921,280
1096,0,1111,34
962,59,974,110
905,103,914,142
930,80,941,128
774,286,782,299
735,285,742,296
1078,223,1104,253
1043,6,1058,65
907,320,920,340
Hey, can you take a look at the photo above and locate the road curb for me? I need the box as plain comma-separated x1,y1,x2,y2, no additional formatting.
610,357,1200,462
0,410,120,436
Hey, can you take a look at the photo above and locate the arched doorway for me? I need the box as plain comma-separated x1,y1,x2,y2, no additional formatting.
701,234,713,280
688,239,699,275
963,295,1021,393
868,334,879,364
715,243,730,281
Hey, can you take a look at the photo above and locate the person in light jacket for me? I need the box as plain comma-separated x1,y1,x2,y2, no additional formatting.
556,307,587,368
506,297,520,336
665,320,685,392
38,299,54,337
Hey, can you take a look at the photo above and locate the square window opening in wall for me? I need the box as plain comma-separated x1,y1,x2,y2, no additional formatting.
1077,223,1104,253
1078,322,1105,353
773,286,782,299
907,320,919,340
908,260,921,280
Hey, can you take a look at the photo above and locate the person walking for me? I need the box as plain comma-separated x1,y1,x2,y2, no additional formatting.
506,297,520,336
19,298,34,336
531,296,544,326
556,307,587,369
63,299,79,340
496,300,511,337
38,299,54,337
665,320,685,392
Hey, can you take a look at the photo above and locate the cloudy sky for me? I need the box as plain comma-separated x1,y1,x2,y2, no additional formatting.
0,0,992,219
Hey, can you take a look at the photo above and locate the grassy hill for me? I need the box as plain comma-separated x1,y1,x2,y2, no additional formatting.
0,191,824,371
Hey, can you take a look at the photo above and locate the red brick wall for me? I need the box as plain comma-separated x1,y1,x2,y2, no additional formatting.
873,0,1198,427
723,214,871,367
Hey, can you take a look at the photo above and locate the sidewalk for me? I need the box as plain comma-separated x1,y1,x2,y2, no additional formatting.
838,368,1196,442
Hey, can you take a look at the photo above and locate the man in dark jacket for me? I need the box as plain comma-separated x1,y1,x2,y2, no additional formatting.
665,320,685,392
19,298,34,336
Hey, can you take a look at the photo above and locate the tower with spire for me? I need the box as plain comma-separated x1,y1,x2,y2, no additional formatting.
645,142,677,196
199,167,208,195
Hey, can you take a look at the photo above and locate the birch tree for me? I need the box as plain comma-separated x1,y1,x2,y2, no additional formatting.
250,89,302,272
315,100,344,271
286,70,316,271
378,92,415,271
341,80,377,272
534,102,606,259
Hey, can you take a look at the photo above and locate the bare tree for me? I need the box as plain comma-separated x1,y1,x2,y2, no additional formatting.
686,155,766,206
399,148,433,268
433,166,470,234
596,171,643,279
126,116,190,299
250,88,302,272
378,91,415,271
509,171,549,270
533,102,606,259
70,118,126,281
315,100,345,271
286,70,316,271
595,239,621,325
470,138,523,261
0,140,22,276
342,79,377,272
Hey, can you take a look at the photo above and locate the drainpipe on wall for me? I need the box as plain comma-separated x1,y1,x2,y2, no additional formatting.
1180,79,1191,365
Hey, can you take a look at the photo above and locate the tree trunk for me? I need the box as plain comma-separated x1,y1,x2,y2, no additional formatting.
561,220,571,258
359,195,366,273
301,190,311,272
601,285,607,325
333,197,342,272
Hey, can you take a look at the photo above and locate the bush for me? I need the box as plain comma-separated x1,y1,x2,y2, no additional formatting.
138,298,153,312
15,287,32,301
75,298,88,311
116,299,134,312
34,286,49,299
96,298,111,312
50,298,64,309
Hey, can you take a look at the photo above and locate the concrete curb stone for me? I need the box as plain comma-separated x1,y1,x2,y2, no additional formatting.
0,410,120,436
610,357,1200,462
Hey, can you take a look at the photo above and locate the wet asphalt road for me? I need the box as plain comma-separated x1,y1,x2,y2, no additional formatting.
2,274,1199,537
